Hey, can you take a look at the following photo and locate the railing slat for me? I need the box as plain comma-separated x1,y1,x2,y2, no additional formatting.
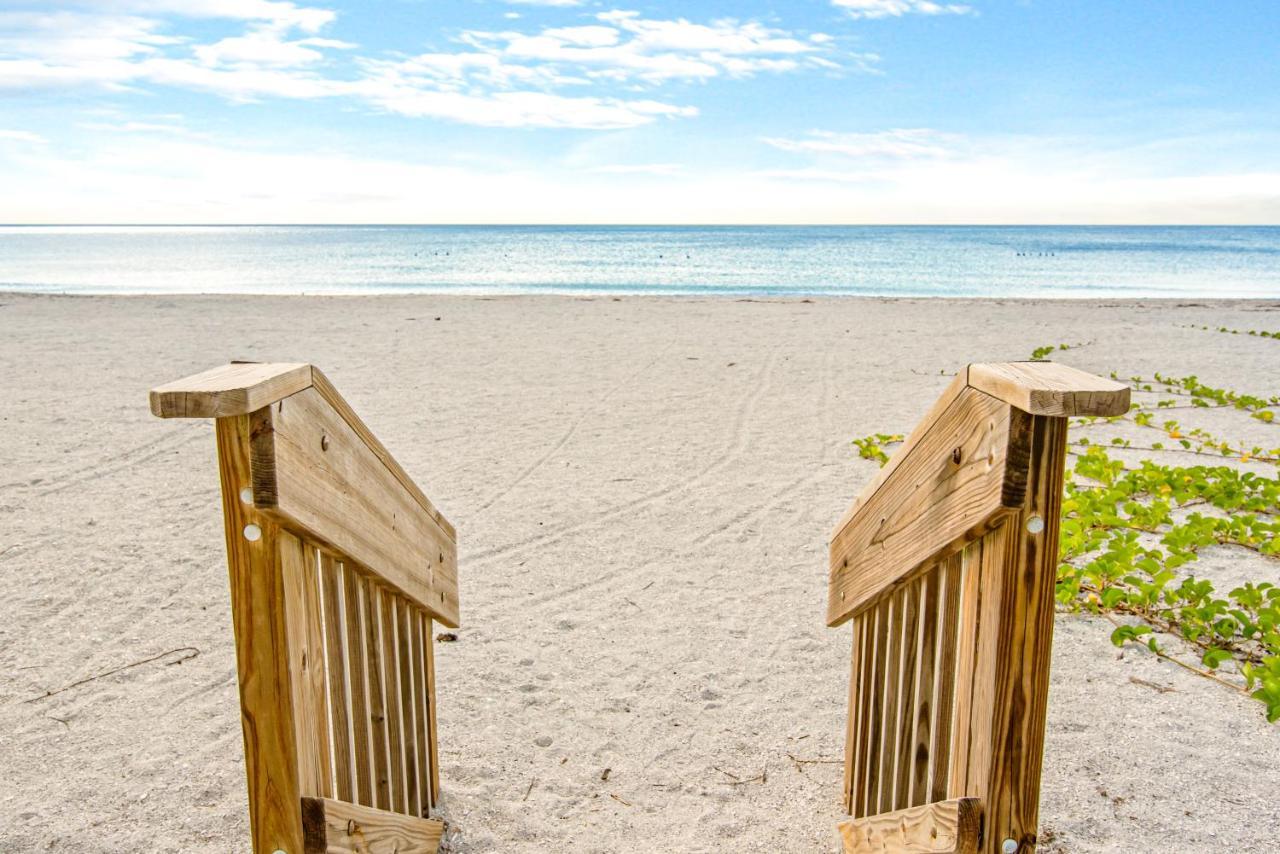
424,613,441,807
907,571,935,809
930,550,962,804
380,590,408,815
342,566,374,807
893,578,922,812
411,609,432,813
364,582,392,812
320,553,354,803
843,612,865,813
396,599,422,818
280,532,332,798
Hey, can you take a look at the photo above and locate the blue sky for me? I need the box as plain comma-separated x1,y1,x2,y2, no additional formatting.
1,0,1277,223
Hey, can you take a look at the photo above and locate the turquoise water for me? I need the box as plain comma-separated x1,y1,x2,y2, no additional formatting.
1,225,1277,297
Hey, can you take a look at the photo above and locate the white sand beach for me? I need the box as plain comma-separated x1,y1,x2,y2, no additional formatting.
1,293,1278,853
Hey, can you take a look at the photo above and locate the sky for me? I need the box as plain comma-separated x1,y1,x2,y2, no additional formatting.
0,0,1278,224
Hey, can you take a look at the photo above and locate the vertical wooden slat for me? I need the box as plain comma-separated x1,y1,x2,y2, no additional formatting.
380,591,408,814
364,582,392,811
858,598,888,818
214,415,305,854
931,550,964,804
910,564,942,808
342,565,374,807
843,613,865,813
320,552,354,803
397,598,422,818
280,531,332,799
410,609,432,814
893,575,923,811
876,593,903,815
424,614,441,806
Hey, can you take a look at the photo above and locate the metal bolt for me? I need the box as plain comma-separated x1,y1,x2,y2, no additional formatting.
243,523,262,542
239,487,253,504
1002,839,1019,854
1026,515,1045,534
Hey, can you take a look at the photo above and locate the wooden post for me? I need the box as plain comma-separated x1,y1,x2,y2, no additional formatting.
216,415,307,854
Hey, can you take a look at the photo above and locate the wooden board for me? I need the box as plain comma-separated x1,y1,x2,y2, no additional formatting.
966,362,1130,418
251,385,460,627
947,415,1067,853
215,415,306,853
301,797,443,854
151,362,312,419
828,386,1013,626
281,531,333,799
838,797,982,854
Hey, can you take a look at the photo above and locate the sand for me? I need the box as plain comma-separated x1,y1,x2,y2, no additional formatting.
1,293,1277,853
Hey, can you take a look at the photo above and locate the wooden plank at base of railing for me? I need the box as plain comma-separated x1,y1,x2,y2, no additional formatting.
837,797,982,854
301,797,444,854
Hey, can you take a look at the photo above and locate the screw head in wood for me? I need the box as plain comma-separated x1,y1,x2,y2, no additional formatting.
1002,839,1019,854
1026,515,1045,534
239,487,253,504
243,523,262,542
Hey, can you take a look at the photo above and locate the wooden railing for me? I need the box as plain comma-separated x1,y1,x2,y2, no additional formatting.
827,362,1129,854
151,363,459,854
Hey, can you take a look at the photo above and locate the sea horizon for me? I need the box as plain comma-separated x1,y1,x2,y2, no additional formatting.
2,224,1278,299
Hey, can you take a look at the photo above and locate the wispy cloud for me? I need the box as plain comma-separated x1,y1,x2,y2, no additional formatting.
762,129,959,159
587,163,684,175
0,5,843,129
832,0,974,20
0,129,47,143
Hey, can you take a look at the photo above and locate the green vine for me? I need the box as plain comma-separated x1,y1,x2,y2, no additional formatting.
1183,324,1280,341
850,351,1280,721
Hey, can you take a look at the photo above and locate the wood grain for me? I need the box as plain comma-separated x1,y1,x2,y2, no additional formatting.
838,797,982,854
301,796,443,854
947,415,1067,853
150,362,312,419
215,415,305,853
829,386,1012,626
967,361,1130,418
281,532,332,799
251,385,459,627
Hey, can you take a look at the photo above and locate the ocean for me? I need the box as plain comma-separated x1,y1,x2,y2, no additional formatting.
1,225,1277,298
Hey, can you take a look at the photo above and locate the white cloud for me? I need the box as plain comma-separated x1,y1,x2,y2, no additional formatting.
6,133,1278,225
833,0,973,19
0,5,834,129
762,129,959,159
83,1,336,33
0,129,46,144
587,163,684,175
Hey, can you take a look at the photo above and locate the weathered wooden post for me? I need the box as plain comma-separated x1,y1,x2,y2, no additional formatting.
151,363,459,854
827,362,1129,853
